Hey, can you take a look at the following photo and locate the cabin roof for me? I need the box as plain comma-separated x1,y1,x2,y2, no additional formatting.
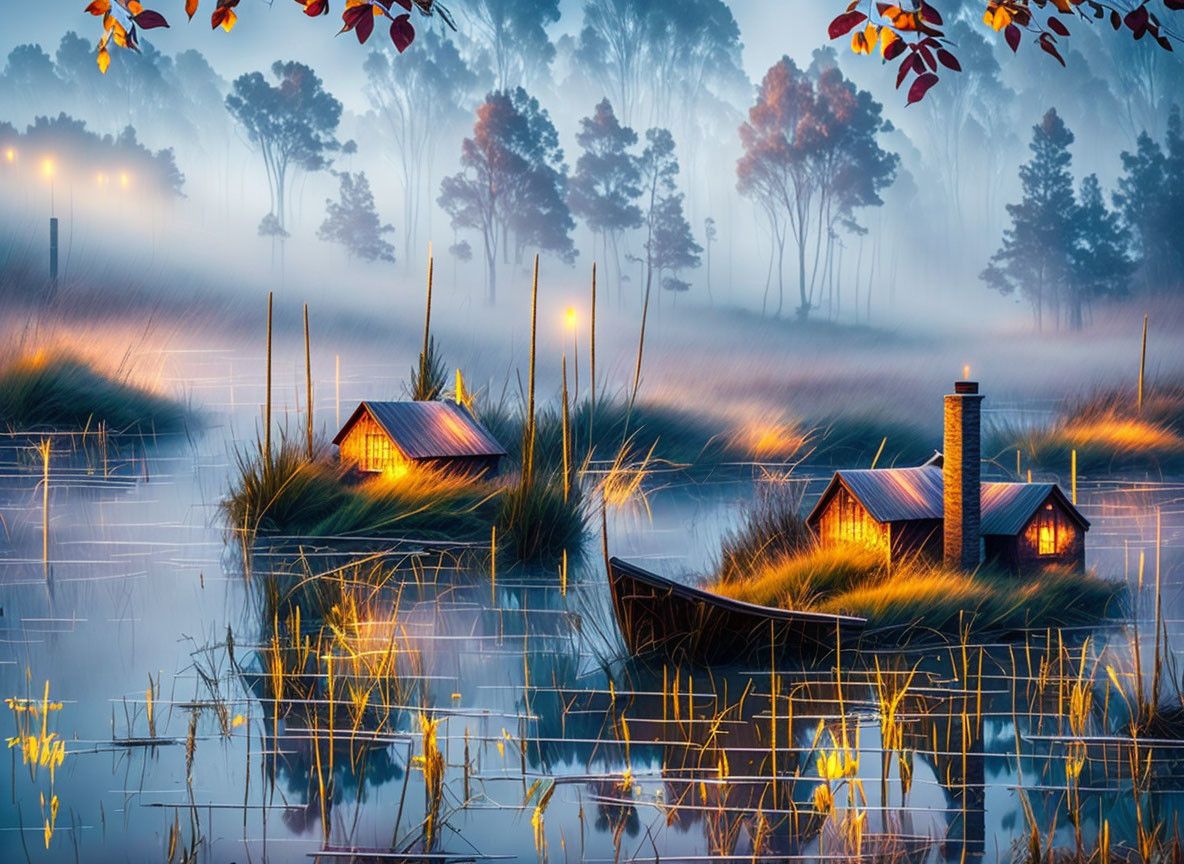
332,400,507,459
806,463,1089,536
980,482,1090,534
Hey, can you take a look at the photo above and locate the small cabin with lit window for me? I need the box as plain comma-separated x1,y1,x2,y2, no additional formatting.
805,381,1090,575
806,468,1088,573
333,400,506,478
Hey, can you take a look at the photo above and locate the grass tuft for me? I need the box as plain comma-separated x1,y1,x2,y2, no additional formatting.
0,350,188,434
989,377,1184,473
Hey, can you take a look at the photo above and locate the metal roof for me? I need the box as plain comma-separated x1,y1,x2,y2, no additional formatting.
807,464,1089,536
332,401,507,459
981,482,1090,535
831,466,945,523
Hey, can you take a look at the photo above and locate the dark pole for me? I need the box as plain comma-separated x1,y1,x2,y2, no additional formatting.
49,217,59,295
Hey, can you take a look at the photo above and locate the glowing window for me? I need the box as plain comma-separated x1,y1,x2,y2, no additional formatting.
1034,504,1062,557
365,434,389,471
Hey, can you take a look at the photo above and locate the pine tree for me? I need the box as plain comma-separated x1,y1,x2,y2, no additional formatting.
1070,174,1132,327
638,128,701,304
318,171,395,262
568,99,643,298
1115,106,1184,294
981,108,1077,330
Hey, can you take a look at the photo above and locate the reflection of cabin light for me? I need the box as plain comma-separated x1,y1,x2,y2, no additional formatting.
119,173,129,188
565,307,577,329
4,148,13,163
963,364,970,379
42,159,53,178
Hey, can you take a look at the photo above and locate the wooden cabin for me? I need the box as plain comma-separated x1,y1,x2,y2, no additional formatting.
333,400,506,477
806,465,1089,573
806,382,1089,575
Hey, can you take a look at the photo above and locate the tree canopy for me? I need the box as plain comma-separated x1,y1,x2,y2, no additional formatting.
226,60,342,237
318,171,396,263
737,57,897,319
437,87,574,301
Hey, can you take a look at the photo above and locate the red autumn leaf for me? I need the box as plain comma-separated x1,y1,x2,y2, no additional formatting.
895,55,912,88
341,3,370,30
884,37,907,60
304,0,329,15
1039,37,1067,65
828,11,867,39
907,71,939,104
1124,4,1149,32
1047,17,1070,36
390,13,414,52
392,0,412,8
355,7,375,43
133,9,169,28
918,2,942,25
936,48,961,71
1005,23,1021,52
1165,0,1184,10
918,43,936,70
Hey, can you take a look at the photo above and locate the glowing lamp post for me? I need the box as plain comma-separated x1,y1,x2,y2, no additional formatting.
43,159,58,294
565,306,579,401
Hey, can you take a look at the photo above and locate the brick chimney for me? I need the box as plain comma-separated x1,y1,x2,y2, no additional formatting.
944,380,984,571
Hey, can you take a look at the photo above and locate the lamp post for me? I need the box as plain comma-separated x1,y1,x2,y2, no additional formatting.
44,158,57,295
565,306,579,403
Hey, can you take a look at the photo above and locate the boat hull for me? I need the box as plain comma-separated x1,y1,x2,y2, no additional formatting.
607,557,866,665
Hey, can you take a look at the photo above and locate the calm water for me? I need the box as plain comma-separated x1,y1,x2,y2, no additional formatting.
1,349,1182,863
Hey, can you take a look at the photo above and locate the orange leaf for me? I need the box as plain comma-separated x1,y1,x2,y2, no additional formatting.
186,0,199,19
128,0,143,13
97,46,111,74
83,0,109,15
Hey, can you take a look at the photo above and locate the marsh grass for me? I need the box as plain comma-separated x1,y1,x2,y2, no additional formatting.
223,433,497,541
409,336,447,402
713,544,1123,639
717,484,814,585
224,431,585,564
0,350,188,434
478,395,728,473
989,378,1184,473
708,492,1122,638
495,471,587,565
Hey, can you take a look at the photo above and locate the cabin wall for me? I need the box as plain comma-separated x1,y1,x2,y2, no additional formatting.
420,455,502,478
986,499,1085,573
888,519,943,566
816,487,888,555
338,413,407,474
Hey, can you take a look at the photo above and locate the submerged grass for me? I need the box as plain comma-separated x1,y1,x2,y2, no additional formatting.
0,349,188,434
989,377,1184,473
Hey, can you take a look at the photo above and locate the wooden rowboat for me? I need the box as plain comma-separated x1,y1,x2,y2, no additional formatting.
607,557,866,665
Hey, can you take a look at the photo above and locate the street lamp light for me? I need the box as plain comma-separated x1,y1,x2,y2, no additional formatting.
565,306,579,400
